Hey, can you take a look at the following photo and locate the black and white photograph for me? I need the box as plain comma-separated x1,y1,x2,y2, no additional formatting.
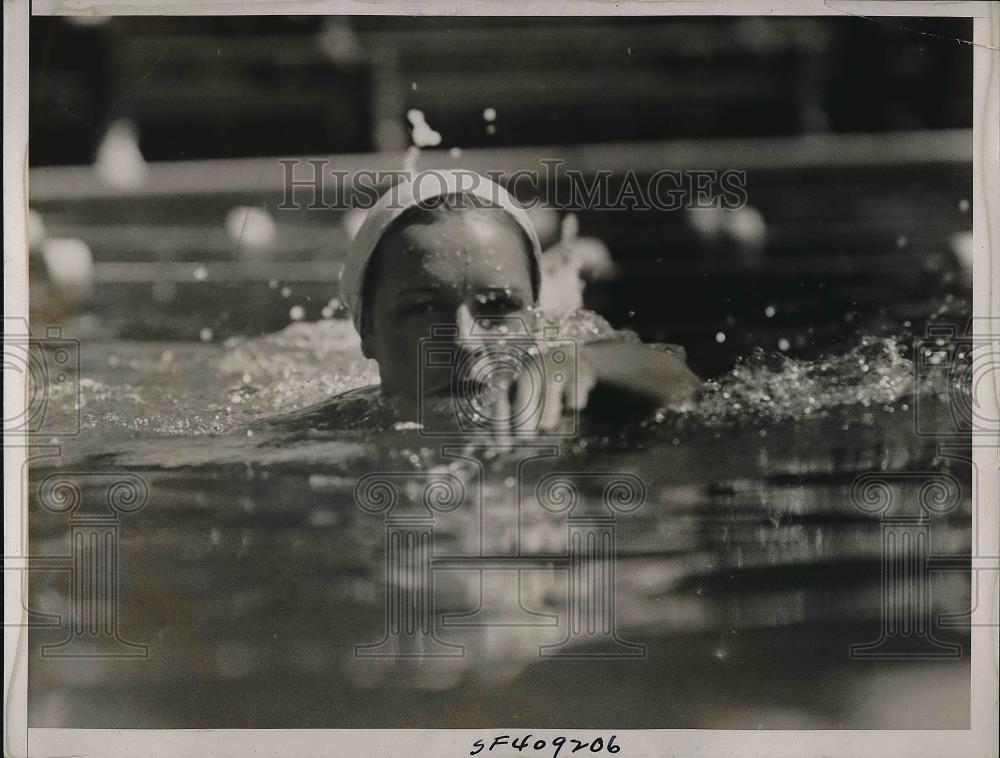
4,3,999,757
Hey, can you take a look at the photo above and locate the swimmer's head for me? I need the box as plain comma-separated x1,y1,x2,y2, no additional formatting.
339,173,542,411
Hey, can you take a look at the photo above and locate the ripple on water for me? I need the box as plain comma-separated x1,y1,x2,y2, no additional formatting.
690,336,916,427
41,314,969,470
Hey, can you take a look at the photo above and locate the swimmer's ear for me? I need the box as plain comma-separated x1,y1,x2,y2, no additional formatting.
357,309,375,358
360,327,375,359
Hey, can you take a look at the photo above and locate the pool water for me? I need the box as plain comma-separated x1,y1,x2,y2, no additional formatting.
26,312,972,729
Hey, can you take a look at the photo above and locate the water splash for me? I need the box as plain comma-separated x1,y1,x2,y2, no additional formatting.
403,109,441,175
57,318,930,444
689,336,914,427
53,319,375,439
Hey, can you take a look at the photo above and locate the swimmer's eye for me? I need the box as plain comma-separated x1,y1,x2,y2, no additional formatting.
476,317,501,330
475,293,523,317
398,300,443,317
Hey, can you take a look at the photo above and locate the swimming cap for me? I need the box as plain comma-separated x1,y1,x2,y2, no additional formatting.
339,170,542,334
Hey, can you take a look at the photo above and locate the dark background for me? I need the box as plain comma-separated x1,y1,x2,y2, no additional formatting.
29,16,973,162
28,16,973,375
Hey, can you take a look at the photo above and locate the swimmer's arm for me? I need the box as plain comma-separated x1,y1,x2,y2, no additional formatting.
580,339,701,410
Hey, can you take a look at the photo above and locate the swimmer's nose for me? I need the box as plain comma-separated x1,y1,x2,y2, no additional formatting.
456,303,476,342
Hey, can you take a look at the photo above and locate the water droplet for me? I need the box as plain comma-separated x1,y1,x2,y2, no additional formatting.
764,305,776,318
199,327,214,343
193,265,208,281
959,198,970,212
406,109,442,148
715,332,726,344
289,305,305,321
483,107,497,122
777,338,790,351
280,286,292,298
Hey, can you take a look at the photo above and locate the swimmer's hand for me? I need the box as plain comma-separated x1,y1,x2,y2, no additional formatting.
455,305,595,438
455,306,700,440
580,340,702,411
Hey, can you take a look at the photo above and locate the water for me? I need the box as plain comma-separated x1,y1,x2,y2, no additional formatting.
26,307,972,729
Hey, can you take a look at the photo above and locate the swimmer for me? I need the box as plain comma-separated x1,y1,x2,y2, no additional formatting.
267,171,700,436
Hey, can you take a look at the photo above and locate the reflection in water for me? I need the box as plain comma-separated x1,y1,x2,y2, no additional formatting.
27,319,971,729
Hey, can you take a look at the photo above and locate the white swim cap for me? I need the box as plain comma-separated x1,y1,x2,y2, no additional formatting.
339,170,542,334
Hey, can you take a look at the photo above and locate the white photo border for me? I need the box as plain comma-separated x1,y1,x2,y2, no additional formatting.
4,2,998,757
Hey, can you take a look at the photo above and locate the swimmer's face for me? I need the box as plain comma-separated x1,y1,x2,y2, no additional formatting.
362,211,535,414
